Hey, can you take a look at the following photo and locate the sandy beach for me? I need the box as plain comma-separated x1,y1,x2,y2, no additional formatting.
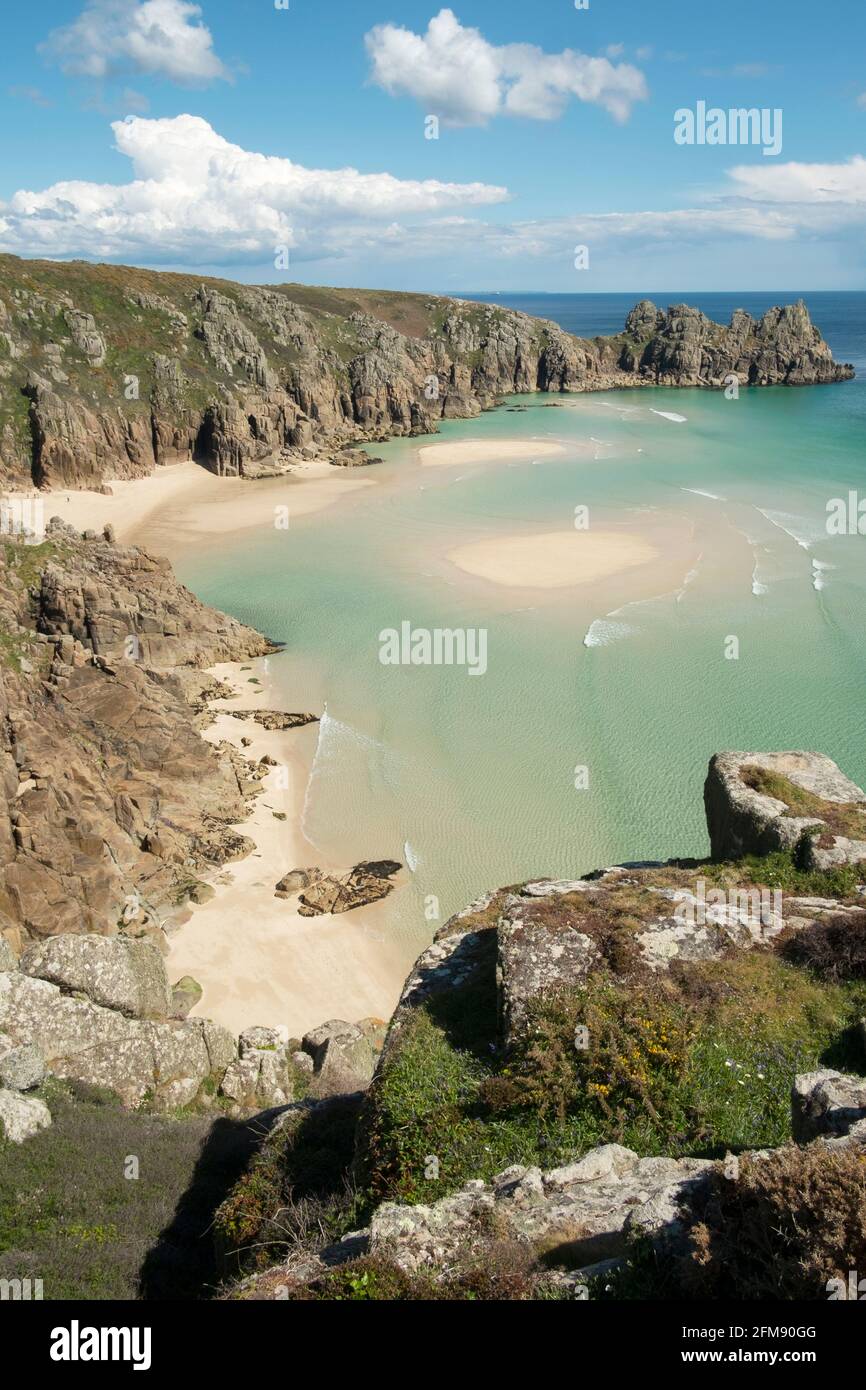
447,528,661,588
417,438,566,468
42,459,376,559
165,656,413,1037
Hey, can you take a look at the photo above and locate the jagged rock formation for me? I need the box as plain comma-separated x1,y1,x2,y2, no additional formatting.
0,523,271,953
0,255,853,491
296,860,403,917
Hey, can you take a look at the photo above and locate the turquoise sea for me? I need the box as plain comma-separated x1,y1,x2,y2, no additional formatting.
177,292,866,959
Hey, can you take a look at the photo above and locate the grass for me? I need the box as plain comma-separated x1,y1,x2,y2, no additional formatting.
741,765,866,843
0,1079,265,1300
355,950,866,1208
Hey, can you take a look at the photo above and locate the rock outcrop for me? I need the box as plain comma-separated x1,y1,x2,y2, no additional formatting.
297,860,403,917
0,1087,52,1143
705,751,866,871
0,929,382,1119
792,1069,866,1144
0,256,853,492
369,1145,714,1274
0,524,272,951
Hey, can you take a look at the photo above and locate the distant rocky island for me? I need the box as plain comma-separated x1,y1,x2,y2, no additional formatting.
0,253,854,492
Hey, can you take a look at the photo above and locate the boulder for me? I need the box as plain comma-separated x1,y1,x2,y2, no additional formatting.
170,976,203,1019
301,1019,376,1095
0,1088,52,1143
275,868,320,899
0,938,17,972
791,1069,866,1143
0,1042,46,1092
20,934,172,1020
298,861,401,917
219,1026,294,1110
705,752,866,868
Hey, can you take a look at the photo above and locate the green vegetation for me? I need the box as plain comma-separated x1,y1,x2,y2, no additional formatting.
268,1248,567,1302
213,1095,361,1277
357,950,866,1208
783,910,866,981
680,1144,866,1300
0,1079,264,1300
741,764,866,842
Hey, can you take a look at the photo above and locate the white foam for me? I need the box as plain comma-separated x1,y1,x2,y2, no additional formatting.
682,488,726,502
403,840,419,872
650,409,688,423
812,559,835,592
676,555,703,603
757,508,826,551
583,618,637,649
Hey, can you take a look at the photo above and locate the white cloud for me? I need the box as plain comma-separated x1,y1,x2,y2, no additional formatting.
41,0,229,86
727,155,866,204
1,115,863,276
365,8,648,126
0,114,510,263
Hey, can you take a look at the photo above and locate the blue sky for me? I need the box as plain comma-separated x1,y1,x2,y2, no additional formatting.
1,0,864,290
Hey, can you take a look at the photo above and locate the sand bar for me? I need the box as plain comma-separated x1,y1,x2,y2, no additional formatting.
165,657,412,1037
417,439,566,468
447,529,660,589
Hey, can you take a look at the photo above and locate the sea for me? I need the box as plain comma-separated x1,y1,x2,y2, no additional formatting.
177,291,866,959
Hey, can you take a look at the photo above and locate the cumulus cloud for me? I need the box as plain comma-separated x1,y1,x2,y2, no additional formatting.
0,115,862,274
40,0,229,86
0,114,510,263
365,8,648,126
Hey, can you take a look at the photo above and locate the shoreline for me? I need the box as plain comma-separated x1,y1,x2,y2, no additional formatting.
164,654,413,1037
40,459,377,560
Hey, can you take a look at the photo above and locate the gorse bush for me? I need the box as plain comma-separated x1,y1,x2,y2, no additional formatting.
681,1144,866,1300
782,912,866,982
482,979,693,1128
357,953,866,1205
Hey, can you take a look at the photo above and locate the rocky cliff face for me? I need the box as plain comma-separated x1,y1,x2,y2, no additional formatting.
0,256,853,491
0,522,272,955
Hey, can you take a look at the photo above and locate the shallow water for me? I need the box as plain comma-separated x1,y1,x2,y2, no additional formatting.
177,294,866,960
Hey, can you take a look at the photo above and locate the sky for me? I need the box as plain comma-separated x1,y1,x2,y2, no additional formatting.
0,0,864,291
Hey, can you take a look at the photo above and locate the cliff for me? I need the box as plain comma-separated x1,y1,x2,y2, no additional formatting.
0,255,853,491
0,522,272,955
